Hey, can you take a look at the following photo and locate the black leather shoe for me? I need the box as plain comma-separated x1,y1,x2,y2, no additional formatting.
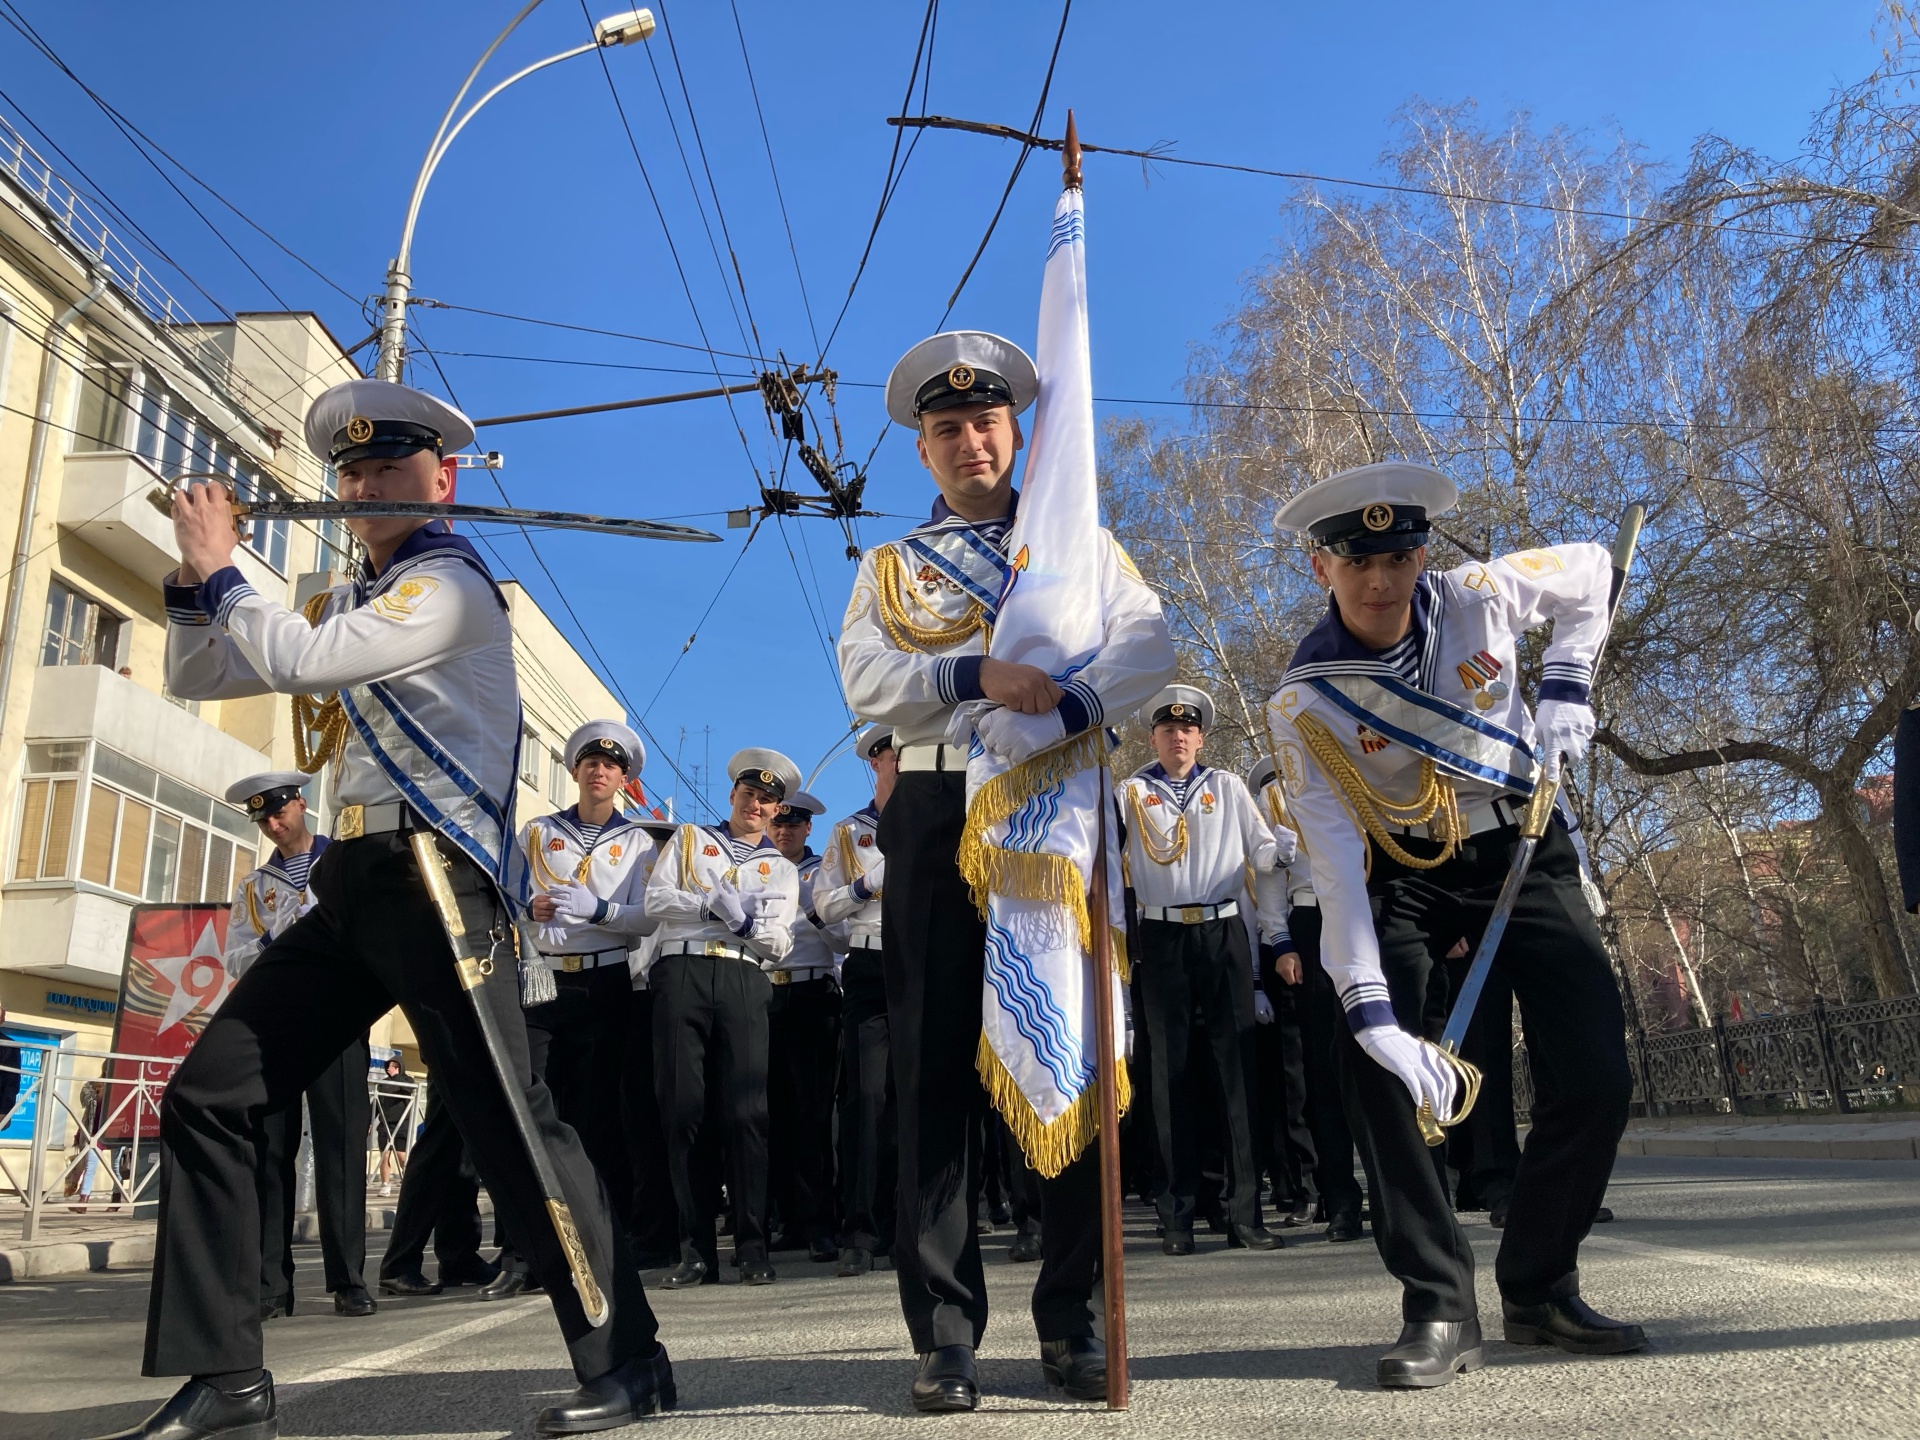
332,1285,376,1317
259,1295,292,1322
1008,1229,1043,1263
479,1268,541,1301
96,1372,277,1440
1162,1230,1194,1256
1281,1199,1315,1228
810,1236,839,1263
1503,1295,1647,1354
1593,1205,1615,1223
1040,1337,1106,1401
1326,1209,1364,1243
535,1345,676,1435
662,1258,711,1289
438,1255,500,1288
740,1258,777,1285
1228,1223,1283,1250
1489,1200,1509,1230
836,1246,873,1276
1377,1318,1484,1389
378,1269,441,1297
911,1345,979,1413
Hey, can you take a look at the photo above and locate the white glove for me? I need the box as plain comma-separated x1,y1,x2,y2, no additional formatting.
295,897,318,919
1254,991,1275,1025
1534,698,1596,772
857,855,886,898
535,922,571,951
708,878,749,932
975,706,1068,766
1270,825,1299,868
546,879,599,926
746,893,783,920
748,918,788,952
1356,1024,1459,1119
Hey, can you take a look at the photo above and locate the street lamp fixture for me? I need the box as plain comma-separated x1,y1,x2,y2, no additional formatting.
374,4,656,382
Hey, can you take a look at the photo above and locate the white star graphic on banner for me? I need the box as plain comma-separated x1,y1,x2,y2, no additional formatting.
146,919,231,1037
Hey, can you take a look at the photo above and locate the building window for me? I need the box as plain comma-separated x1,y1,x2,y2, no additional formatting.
316,464,357,573
520,727,542,788
42,580,126,669
548,749,567,805
13,741,252,902
72,342,134,452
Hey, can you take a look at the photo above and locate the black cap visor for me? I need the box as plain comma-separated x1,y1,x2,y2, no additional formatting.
1308,504,1430,557
914,367,1015,419
330,420,444,468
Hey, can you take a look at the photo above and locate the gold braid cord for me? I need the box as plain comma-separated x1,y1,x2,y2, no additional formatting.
293,591,349,774
1291,711,1462,870
1125,784,1189,865
874,545,988,651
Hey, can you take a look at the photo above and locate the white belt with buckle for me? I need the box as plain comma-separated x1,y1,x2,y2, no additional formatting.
1393,797,1522,841
770,966,834,985
657,938,754,963
1289,888,1319,908
542,948,626,973
847,933,883,951
1140,899,1239,925
334,801,415,840
896,743,961,772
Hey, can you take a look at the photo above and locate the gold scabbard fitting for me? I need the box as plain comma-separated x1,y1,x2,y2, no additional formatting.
547,1197,610,1326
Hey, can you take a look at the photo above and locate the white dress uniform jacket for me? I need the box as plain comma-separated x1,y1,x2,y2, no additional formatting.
1267,543,1611,1035
164,527,520,871
223,837,330,978
813,805,883,948
645,822,801,965
516,807,660,962
1251,781,1309,950
779,851,848,977
837,496,1176,749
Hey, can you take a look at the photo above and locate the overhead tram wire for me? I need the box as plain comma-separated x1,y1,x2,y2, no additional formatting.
414,300,769,363
773,513,855,723
727,0,819,355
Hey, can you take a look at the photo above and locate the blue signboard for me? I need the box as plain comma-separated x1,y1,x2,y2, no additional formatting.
1,1025,63,1144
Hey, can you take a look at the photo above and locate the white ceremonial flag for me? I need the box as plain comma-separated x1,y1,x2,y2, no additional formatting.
956,184,1129,1177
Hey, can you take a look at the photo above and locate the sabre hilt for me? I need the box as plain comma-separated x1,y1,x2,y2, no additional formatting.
1413,1041,1485,1148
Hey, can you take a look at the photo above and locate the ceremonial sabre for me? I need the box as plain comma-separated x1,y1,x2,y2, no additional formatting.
147,487,723,544
1417,504,1646,1146
408,832,612,1326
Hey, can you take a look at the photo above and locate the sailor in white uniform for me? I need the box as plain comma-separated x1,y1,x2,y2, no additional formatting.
111,379,670,1440
644,749,802,1289
1118,686,1286,1255
813,725,896,1276
1266,461,1645,1389
1247,758,1362,1240
765,789,847,1265
222,773,373,1322
836,332,1176,1410
488,721,660,1300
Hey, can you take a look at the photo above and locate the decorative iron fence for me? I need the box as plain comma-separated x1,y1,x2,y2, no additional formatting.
1513,992,1920,1123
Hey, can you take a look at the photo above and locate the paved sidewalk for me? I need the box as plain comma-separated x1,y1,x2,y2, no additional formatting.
1621,1118,1920,1160
0,1205,398,1282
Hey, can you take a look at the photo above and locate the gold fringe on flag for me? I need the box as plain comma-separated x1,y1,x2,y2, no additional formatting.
975,978,1133,1179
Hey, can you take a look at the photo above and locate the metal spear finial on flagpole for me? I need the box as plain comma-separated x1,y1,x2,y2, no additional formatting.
1063,109,1083,190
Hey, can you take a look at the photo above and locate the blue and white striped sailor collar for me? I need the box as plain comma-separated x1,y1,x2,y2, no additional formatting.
1284,572,1444,689
545,806,640,847
261,833,329,882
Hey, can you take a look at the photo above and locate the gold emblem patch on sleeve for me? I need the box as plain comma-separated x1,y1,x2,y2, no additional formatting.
1504,548,1566,577
369,575,440,621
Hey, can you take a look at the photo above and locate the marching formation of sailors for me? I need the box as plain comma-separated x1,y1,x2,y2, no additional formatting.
107,343,1647,1440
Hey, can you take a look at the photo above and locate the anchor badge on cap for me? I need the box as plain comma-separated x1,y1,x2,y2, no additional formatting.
345,415,374,444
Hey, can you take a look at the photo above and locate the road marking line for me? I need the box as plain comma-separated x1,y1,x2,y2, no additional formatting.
1584,1233,1912,1301
284,1299,549,1385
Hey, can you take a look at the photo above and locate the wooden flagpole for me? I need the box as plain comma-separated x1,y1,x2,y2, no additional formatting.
1068,107,1130,1411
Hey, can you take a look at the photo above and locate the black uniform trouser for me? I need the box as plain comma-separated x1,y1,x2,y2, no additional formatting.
258,1036,371,1301
1135,915,1262,1233
878,769,1102,1352
1256,971,1318,1210
837,950,895,1252
144,832,657,1382
621,986,679,1258
1344,820,1631,1321
1293,907,1362,1216
653,952,771,1268
769,975,840,1244
498,964,634,1273
1000,1115,1044,1233
380,1083,491,1280
1440,955,1522,1212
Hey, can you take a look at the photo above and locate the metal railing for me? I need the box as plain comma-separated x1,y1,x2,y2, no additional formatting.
0,112,264,416
1,1039,428,1239
1512,990,1920,1123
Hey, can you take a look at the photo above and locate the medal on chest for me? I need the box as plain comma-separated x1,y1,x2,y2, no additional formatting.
1456,649,1510,712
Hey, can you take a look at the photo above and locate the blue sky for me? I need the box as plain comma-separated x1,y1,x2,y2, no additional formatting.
0,0,1883,823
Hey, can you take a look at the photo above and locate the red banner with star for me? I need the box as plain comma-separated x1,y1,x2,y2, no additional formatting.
103,903,235,1140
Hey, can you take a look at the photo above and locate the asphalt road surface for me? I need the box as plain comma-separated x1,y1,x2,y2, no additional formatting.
4,1155,1916,1440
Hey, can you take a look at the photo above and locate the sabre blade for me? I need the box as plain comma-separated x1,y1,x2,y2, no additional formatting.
146,488,722,544
1439,833,1541,1055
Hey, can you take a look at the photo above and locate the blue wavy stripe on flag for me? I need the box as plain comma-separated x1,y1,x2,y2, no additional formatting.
1002,780,1065,852
984,919,1087,1093
1047,206,1085,260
